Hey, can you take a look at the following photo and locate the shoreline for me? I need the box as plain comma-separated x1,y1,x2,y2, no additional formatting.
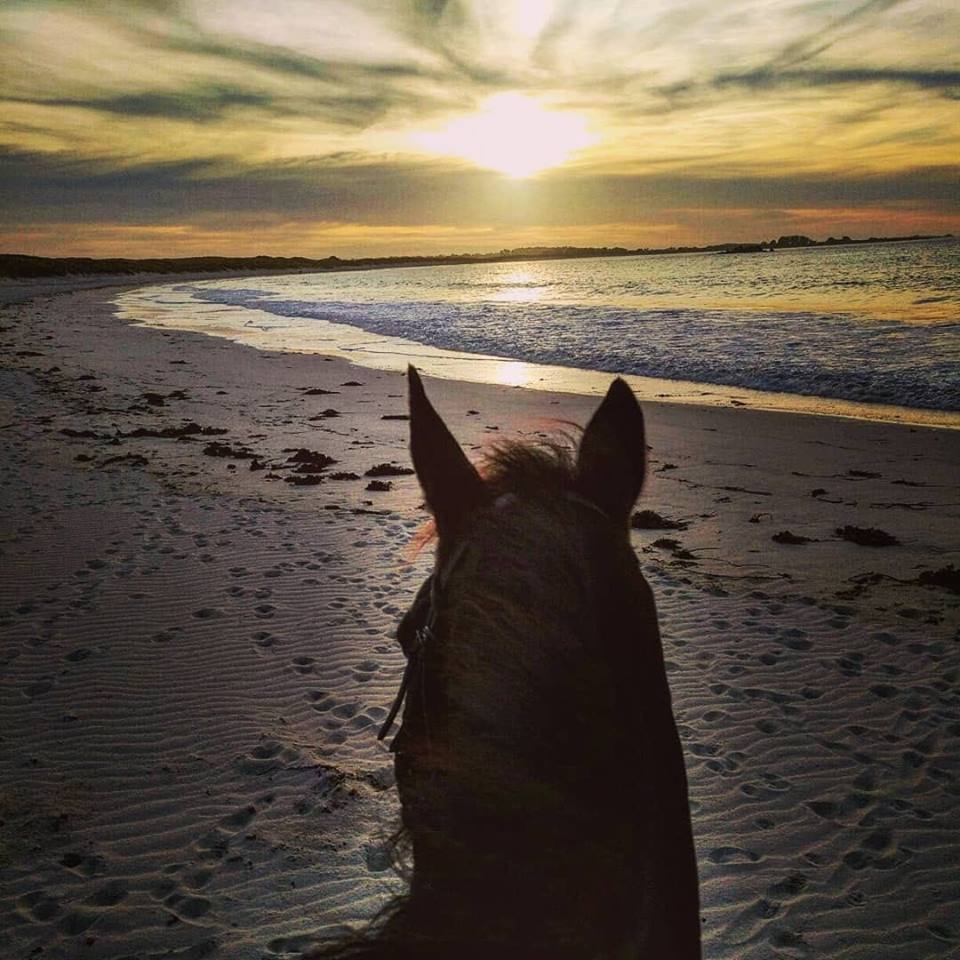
2,282,958,959
117,276,959,432
3,232,954,284
5,263,958,430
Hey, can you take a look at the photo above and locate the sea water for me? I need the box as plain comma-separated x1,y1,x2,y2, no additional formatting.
120,238,960,421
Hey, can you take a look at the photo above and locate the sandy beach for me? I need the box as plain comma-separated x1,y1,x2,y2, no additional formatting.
1,280,958,959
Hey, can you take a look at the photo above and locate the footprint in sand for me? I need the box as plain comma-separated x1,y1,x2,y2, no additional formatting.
253,630,277,648
836,653,864,676
767,928,812,958
86,878,128,906
165,892,212,920
57,909,101,935
353,659,379,682
707,846,760,864
194,828,231,862
741,778,790,801
777,628,813,651
183,868,214,890
721,897,780,946
24,679,54,697
220,804,257,830
330,701,361,719
705,757,740,775
16,890,60,922
235,740,300,775
150,877,179,899
701,710,728,723
59,851,106,876
193,606,226,619
709,682,746,703
308,695,337,713
768,873,808,897
292,655,315,674
267,933,321,956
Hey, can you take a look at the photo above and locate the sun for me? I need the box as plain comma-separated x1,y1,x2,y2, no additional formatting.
410,92,598,178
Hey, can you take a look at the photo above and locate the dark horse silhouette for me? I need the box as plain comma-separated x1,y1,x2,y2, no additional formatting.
314,368,700,959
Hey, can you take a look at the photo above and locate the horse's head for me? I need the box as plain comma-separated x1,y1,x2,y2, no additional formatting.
390,367,650,755
372,368,700,957
407,363,646,553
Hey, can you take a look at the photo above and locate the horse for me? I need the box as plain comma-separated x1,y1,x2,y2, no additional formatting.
314,367,701,959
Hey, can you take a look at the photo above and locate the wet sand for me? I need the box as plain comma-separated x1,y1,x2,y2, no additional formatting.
1,282,958,959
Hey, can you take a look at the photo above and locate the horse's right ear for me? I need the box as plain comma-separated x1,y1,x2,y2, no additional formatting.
408,366,486,538
576,377,646,528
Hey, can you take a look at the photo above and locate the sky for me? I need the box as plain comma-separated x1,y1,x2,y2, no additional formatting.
1,0,958,257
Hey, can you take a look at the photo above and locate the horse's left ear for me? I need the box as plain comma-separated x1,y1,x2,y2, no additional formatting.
408,365,486,538
576,378,646,528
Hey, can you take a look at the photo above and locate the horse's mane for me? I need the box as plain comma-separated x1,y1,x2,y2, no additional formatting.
407,435,580,558
480,435,579,498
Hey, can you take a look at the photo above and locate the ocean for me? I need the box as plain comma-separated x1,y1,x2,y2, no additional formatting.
118,238,960,424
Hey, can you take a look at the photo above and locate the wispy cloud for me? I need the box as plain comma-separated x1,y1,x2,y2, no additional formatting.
0,0,957,254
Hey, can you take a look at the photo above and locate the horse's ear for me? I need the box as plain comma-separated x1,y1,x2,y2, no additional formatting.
408,365,486,538
576,378,646,527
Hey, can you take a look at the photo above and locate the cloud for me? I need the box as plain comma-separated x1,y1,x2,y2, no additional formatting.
765,0,908,71
2,147,954,231
0,0,957,254
712,67,960,92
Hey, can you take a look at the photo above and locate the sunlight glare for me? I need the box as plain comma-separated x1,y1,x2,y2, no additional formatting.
491,269,545,302
493,360,534,387
411,92,598,178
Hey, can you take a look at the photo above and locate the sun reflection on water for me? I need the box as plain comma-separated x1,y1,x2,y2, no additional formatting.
486,269,545,303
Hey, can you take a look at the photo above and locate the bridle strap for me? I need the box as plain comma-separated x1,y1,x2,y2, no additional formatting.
377,540,467,744
564,489,611,522
377,623,432,741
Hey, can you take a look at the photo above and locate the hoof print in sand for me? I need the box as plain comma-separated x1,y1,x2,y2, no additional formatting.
24,679,54,697
292,655,315,674
17,890,60,922
86,879,129,907
708,846,761,864
235,740,300,775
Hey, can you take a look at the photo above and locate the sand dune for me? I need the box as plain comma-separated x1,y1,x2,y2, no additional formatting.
1,284,958,958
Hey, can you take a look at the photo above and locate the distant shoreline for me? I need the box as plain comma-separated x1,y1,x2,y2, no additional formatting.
1,232,953,280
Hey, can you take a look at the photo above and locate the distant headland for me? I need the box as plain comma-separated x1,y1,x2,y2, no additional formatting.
1,232,953,279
